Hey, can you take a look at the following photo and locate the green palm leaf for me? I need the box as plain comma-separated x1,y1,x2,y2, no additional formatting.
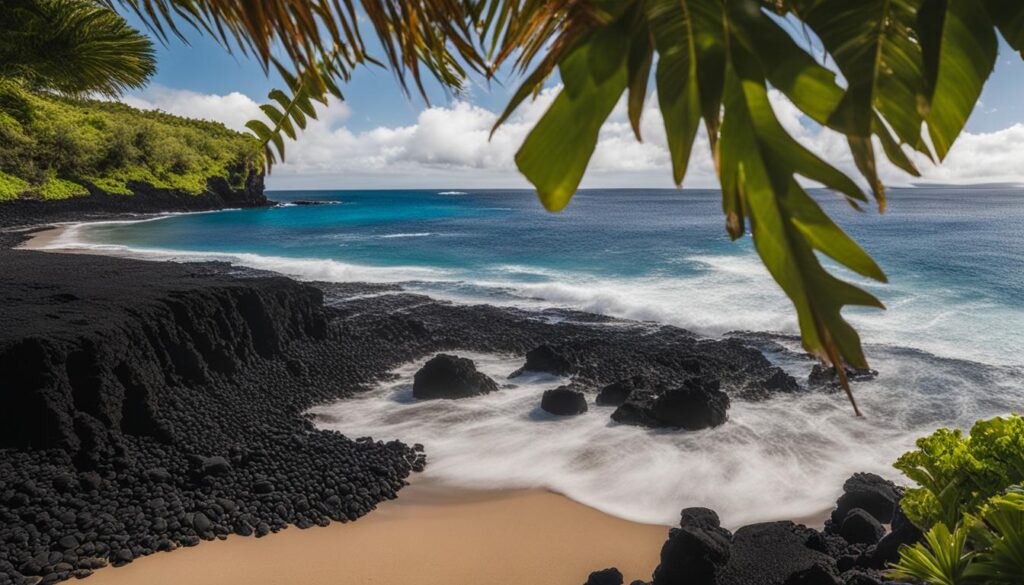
888,523,980,585
0,0,155,97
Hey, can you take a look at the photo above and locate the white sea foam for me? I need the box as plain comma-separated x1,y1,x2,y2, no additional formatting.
310,352,1020,527
377,232,434,239
437,191,468,195
42,237,452,284
50,218,1023,365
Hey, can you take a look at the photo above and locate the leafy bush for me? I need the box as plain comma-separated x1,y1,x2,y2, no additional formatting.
0,170,29,201
896,415,1024,530
889,415,1024,585
0,85,258,201
969,490,1024,584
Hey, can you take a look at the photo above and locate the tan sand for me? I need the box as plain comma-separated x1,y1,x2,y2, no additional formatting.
17,224,67,250
87,482,669,585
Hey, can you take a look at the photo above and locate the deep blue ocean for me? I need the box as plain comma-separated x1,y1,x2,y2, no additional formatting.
56,187,1024,525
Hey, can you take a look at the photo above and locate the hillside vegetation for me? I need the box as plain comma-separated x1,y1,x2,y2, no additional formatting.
0,84,259,201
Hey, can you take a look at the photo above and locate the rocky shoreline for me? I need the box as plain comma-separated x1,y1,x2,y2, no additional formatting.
0,213,916,585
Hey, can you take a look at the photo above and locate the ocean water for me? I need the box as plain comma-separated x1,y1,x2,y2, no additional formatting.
54,188,1024,526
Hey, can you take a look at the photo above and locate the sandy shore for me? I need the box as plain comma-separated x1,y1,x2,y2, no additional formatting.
87,481,668,585
17,223,67,249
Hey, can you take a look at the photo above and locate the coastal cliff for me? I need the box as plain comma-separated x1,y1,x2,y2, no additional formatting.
0,85,270,225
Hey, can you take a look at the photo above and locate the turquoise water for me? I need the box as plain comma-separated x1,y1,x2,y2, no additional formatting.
58,187,1024,525
69,187,1024,366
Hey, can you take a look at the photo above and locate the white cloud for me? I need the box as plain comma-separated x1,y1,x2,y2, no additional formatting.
121,85,1024,190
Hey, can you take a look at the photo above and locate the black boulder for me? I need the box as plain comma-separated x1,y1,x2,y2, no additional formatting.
612,379,729,430
596,375,650,406
510,344,576,377
413,354,499,399
586,568,625,585
838,509,885,545
541,386,588,416
830,473,901,525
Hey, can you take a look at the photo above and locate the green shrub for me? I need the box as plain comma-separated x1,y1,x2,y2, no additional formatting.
888,415,1024,585
34,175,88,200
0,170,28,200
895,415,1024,530
0,88,257,201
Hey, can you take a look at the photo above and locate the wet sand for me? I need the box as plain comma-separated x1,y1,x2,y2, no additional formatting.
87,482,669,585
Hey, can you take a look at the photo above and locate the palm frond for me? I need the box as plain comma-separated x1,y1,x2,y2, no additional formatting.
0,0,156,97
106,0,488,99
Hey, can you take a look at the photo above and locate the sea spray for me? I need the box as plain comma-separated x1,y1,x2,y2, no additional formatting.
309,352,1022,528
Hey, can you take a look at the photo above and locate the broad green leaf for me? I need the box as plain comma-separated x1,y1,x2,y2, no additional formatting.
727,2,843,125
737,64,868,206
649,0,701,186
626,28,653,141
779,181,887,282
515,15,632,211
797,0,931,157
982,0,1024,56
919,0,998,160
719,33,884,412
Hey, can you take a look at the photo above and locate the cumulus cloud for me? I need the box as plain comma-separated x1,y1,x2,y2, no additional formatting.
121,84,1024,190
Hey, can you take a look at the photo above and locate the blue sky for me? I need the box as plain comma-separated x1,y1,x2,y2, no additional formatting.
119,10,1024,189
124,11,1024,134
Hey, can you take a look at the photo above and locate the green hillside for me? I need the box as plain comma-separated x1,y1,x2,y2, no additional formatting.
0,84,259,202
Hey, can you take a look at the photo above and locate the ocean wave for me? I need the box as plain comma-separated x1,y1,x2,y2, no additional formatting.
437,191,468,195
378,232,435,239
51,219,1024,367
42,235,452,285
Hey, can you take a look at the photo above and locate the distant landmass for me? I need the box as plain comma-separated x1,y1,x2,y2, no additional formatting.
908,181,1024,190
0,84,263,207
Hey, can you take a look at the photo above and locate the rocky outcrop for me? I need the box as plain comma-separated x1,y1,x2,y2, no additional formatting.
510,344,577,378
599,473,920,585
412,354,498,399
0,250,422,585
596,375,650,407
0,249,326,457
611,378,730,430
541,386,588,416
808,364,878,390
828,473,901,527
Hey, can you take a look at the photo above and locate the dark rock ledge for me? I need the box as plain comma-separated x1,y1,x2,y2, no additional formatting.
584,473,923,585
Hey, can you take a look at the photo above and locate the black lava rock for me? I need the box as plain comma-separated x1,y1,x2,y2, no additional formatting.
510,344,576,377
596,376,649,407
412,354,499,399
839,509,885,545
830,473,901,525
652,520,732,585
808,365,878,390
679,508,722,531
541,386,588,416
586,567,625,585
612,379,729,430
867,503,923,569
716,522,840,585
199,456,232,477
